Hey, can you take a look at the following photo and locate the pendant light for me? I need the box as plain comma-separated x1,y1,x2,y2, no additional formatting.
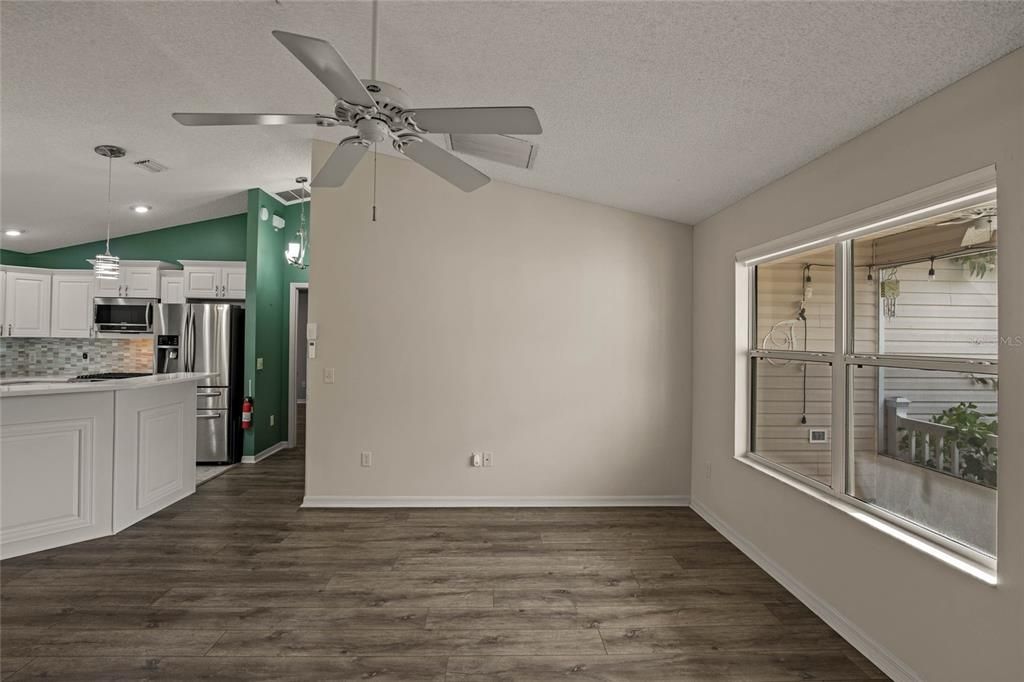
285,176,310,270
93,145,126,280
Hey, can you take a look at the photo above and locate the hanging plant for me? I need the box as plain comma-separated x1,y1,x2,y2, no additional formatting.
952,252,996,279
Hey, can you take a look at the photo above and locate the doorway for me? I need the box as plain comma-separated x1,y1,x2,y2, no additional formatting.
288,283,309,448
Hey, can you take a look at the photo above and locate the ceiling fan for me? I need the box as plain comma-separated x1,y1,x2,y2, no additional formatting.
172,26,542,192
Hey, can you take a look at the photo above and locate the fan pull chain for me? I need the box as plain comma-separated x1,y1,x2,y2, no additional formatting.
371,143,378,222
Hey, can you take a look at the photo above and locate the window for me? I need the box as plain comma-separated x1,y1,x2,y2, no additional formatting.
743,180,998,564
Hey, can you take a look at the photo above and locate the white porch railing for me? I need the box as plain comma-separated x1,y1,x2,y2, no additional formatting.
884,397,998,476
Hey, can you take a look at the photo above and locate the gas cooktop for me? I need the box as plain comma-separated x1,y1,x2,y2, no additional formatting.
69,372,152,383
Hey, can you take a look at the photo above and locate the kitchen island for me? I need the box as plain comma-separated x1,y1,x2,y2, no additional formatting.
0,373,210,558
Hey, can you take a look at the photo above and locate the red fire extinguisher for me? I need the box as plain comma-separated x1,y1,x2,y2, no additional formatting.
241,397,253,430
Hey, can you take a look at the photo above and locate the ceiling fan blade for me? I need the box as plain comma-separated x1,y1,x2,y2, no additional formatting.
272,30,376,109
400,138,490,192
311,138,368,187
406,107,542,134
172,113,320,126
446,134,538,169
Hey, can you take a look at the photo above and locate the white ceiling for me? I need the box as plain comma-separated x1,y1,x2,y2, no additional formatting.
3,1,1023,253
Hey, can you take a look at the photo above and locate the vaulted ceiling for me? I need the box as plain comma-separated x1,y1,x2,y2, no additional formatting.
3,1,1023,252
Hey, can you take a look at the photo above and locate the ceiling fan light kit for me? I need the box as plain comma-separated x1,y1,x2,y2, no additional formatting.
172,8,541,195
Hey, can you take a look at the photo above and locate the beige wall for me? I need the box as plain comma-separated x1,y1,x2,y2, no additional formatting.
692,47,1023,681
305,143,692,502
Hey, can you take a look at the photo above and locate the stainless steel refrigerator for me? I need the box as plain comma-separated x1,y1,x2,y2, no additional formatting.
153,303,245,464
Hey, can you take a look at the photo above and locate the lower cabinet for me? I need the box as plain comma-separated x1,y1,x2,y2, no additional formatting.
113,381,197,532
0,393,115,558
0,382,198,559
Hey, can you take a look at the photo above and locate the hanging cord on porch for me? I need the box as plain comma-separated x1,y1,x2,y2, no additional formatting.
799,265,810,424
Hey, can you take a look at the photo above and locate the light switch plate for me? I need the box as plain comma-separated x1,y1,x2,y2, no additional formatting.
361,451,372,467
323,368,336,384
256,357,264,370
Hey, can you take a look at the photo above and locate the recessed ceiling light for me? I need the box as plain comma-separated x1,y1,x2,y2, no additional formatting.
4,229,24,237
130,205,152,214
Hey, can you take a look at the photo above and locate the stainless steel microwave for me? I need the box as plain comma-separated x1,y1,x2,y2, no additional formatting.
93,298,157,336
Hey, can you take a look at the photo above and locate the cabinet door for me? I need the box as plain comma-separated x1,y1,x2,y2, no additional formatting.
123,268,159,298
4,271,51,337
160,274,186,304
51,274,94,338
183,267,219,299
93,274,122,297
221,266,247,299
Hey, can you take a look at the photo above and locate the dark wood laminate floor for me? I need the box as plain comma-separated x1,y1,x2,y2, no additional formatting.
1,449,887,681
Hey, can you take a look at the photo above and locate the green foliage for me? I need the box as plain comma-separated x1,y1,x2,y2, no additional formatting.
952,252,996,279
897,402,997,487
933,402,998,487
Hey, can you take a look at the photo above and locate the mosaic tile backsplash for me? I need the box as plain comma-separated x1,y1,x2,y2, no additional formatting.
0,337,154,378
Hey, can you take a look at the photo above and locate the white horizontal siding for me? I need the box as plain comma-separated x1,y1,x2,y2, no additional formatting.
752,255,998,488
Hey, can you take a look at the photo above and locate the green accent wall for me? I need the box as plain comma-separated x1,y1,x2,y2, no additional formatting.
0,249,33,266
243,190,289,457
9,214,247,269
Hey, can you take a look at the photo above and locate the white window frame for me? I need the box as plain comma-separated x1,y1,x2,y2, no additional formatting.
735,166,999,582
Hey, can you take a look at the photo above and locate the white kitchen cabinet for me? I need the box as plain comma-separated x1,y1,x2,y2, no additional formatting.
122,267,160,298
160,272,186,304
0,391,115,558
222,265,247,299
179,261,246,300
112,381,196,532
50,272,94,338
3,268,52,337
88,260,175,298
93,274,122,298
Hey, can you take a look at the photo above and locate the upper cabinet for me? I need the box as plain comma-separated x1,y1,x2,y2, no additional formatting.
50,272,94,338
3,268,52,337
160,272,186,304
90,261,175,298
179,261,246,300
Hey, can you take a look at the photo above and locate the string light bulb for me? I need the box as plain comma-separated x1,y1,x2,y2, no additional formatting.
928,257,936,281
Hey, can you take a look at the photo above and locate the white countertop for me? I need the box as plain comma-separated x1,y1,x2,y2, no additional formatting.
0,372,214,397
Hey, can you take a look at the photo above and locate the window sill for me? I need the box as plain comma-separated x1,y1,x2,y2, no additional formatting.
735,453,997,586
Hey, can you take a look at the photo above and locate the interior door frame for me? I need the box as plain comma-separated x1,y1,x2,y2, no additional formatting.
287,282,309,448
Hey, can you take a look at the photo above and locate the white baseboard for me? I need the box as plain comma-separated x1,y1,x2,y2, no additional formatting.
690,498,919,682
302,495,690,508
242,440,288,464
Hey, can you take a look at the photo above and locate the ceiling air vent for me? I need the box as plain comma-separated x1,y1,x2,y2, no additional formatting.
133,159,168,173
275,187,311,204
445,134,538,170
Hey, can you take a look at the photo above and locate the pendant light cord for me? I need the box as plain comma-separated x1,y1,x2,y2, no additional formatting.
372,144,378,222
104,154,113,256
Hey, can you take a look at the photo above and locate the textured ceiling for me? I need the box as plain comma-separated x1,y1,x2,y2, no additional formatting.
3,1,1023,253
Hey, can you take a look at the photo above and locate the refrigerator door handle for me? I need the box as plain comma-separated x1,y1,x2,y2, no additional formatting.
183,307,193,372
189,309,197,373
197,413,223,420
